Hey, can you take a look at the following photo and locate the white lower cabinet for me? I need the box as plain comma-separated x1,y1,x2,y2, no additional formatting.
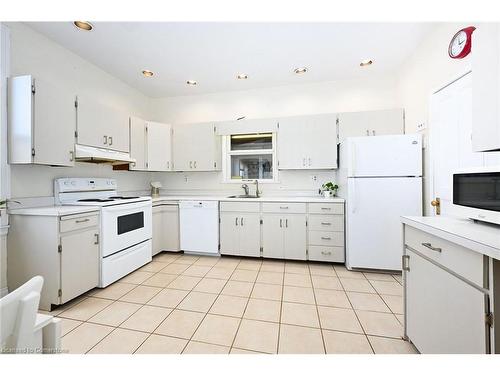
7,212,100,311
404,225,490,354
220,212,261,257
262,213,307,260
152,203,180,255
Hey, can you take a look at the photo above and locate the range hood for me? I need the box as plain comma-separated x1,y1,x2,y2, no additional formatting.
74,144,136,165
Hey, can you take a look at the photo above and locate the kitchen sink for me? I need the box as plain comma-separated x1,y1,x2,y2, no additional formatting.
227,195,259,199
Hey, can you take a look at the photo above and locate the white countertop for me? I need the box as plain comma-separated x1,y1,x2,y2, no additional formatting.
8,205,100,217
152,195,345,204
402,216,500,260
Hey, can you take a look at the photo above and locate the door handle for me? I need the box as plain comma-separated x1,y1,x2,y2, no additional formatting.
321,236,331,240
321,251,332,255
280,219,282,228
109,136,113,146
75,218,90,224
241,217,244,226
421,242,442,253
321,207,331,211
194,161,197,168
321,222,332,225
94,233,99,245
402,254,410,271
103,135,108,145
285,219,288,228
189,161,193,169
372,130,376,136
235,217,238,226
167,161,170,169
303,158,306,167
431,198,441,215
280,206,289,210
69,150,74,162
366,129,370,136
308,158,311,166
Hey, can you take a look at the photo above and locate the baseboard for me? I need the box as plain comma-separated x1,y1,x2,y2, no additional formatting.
0,286,8,297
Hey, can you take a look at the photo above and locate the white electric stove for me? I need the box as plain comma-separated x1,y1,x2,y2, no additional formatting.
55,178,152,287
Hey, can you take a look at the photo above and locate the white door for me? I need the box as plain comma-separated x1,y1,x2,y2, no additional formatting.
430,72,487,217
406,248,487,353
191,123,219,171
147,121,172,171
163,205,180,252
277,116,308,169
238,213,261,257
346,177,422,270
129,116,147,171
262,214,284,259
60,229,99,303
307,114,338,169
348,134,422,177
283,214,307,260
172,124,196,171
338,109,404,143
33,78,76,166
220,212,240,256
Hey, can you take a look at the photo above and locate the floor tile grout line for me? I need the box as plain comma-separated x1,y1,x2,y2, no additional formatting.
274,268,285,354
308,263,328,354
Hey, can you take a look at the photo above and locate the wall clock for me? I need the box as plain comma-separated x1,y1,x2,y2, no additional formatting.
448,26,476,59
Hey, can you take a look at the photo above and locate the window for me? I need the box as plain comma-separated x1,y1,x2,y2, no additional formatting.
223,133,277,183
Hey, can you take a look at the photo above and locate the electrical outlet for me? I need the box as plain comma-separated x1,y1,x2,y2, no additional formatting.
310,175,317,182
417,122,427,132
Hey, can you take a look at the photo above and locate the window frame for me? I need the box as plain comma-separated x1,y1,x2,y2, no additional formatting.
221,132,279,184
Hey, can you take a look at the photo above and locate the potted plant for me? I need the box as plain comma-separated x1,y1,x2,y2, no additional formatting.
320,182,338,198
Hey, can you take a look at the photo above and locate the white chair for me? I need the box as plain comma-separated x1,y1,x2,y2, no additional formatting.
1,276,61,354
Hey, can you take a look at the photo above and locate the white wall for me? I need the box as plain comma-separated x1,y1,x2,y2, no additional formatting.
7,23,155,199
150,75,399,195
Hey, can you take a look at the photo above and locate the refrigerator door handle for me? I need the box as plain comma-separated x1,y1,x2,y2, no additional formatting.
351,178,357,213
350,142,357,177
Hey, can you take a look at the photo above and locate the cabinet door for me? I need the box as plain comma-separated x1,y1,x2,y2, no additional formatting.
220,212,240,256
172,124,196,171
33,78,76,166
77,95,129,152
406,249,487,353
152,206,163,255
60,229,99,304
238,213,261,257
163,205,180,252
472,23,500,152
129,116,147,170
262,214,284,259
283,214,307,260
277,116,307,169
147,121,172,171
338,109,404,143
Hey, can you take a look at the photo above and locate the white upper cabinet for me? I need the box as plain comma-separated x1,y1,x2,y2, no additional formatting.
472,23,500,152
172,122,221,171
130,117,172,171
277,113,338,169
76,95,129,152
8,75,76,167
338,108,404,143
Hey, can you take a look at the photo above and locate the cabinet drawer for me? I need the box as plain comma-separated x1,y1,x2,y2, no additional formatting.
309,245,345,263
404,226,484,287
60,214,99,233
309,231,344,247
262,202,306,214
220,201,260,213
308,203,344,215
308,215,344,232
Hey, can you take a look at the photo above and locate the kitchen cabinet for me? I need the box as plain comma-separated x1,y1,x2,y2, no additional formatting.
277,113,338,169
338,108,404,143
262,204,307,260
152,203,180,255
403,224,491,354
472,23,500,151
8,75,76,166
307,203,345,262
76,95,129,153
220,202,261,257
130,117,172,171
172,122,221,171
7,211,100,311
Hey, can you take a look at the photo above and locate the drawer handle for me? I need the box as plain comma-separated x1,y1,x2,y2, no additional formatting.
75,218,90,224
321,236,331,240
280,206,289,209
321,222,332,225
321,251,332,255
321,207,331,211
421,242,442,253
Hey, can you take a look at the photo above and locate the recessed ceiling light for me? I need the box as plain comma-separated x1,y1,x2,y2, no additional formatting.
73,21,93,31
186,80,197,86
294,67,308,74
360,59,373,67
237,73,248,80
142,70,154,77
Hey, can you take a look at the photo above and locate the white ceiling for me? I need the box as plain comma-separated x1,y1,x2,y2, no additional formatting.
26,22,434,98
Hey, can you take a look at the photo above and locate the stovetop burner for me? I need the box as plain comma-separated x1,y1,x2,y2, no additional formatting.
108,196,140,200
78,198,114,203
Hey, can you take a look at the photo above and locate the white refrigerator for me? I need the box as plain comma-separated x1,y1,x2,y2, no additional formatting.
338,134,423,271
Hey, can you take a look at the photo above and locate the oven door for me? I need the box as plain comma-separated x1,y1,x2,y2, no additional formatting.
101,200,152,257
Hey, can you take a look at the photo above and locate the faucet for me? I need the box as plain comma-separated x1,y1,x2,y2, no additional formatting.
241,184,249,196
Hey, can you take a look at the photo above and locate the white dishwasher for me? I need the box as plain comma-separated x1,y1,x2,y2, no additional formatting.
179,200,219,255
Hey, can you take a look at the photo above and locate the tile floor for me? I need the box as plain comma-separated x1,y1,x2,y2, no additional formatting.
42,252,418,354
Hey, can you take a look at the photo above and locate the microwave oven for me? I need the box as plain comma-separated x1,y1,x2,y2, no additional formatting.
452,167,500,225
